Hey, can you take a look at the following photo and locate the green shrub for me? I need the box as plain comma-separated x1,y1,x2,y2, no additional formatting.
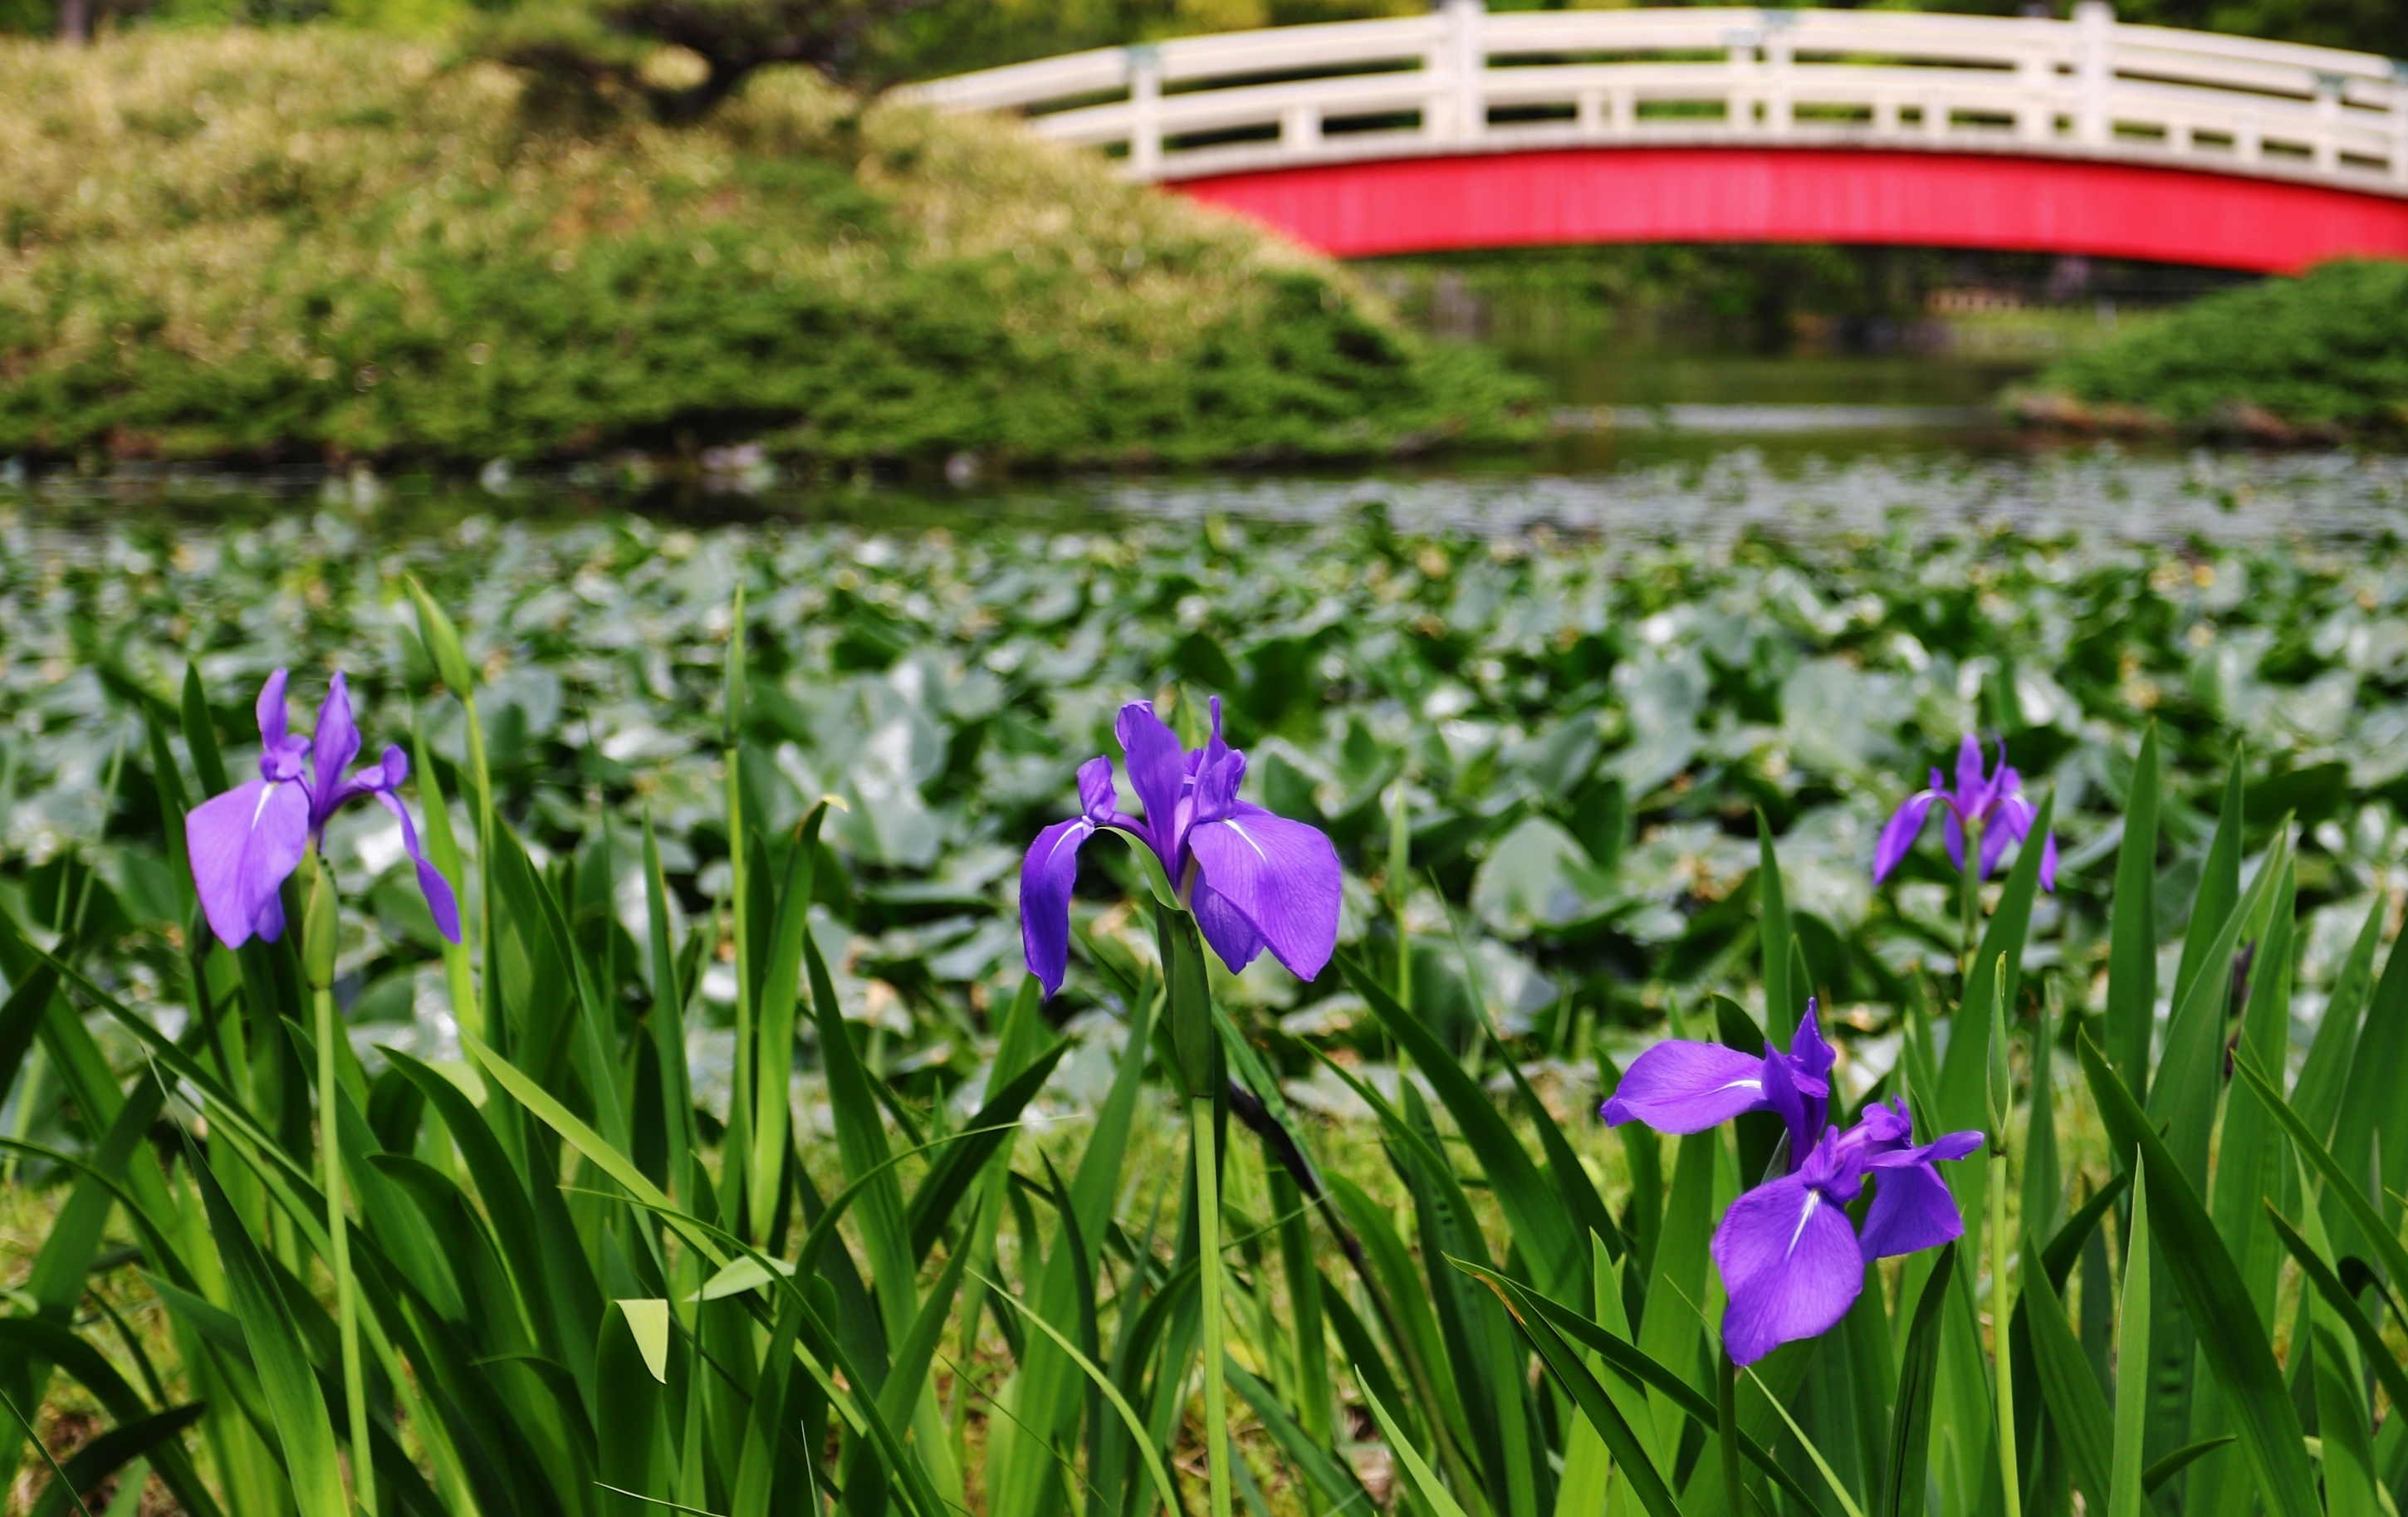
0,31,1538,467
2036,257,2408,433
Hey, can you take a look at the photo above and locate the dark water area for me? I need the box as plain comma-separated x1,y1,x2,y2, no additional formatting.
10,265,2403,547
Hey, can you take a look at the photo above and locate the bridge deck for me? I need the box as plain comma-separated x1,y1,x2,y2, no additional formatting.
910,3,2408,270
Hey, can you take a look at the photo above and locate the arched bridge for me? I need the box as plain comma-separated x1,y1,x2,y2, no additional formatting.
908,2,2408,272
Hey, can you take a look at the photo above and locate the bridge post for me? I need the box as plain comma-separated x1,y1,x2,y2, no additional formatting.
2015,42,2051,141
2073,0,2112,146
1764,12,1796,134
2392,61,2408,183
1429,0,1486,144
1126,44,1162,177
1724,25,1760,134
2313,72,2343,172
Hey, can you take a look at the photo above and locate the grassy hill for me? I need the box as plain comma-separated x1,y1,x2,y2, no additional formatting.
0,31,1536,468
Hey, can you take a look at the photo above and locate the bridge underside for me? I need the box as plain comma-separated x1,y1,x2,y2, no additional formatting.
1175,148,2408,273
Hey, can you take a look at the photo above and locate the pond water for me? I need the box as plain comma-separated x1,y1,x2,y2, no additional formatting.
9,311,2406,547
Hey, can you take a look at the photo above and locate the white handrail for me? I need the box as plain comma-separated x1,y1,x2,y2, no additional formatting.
903,2,2408,193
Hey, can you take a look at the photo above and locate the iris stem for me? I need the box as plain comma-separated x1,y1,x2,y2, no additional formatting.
1191,1093,1234,1517
316,984,376,1517
1990,1138,2019,1517
1718,1348,1743,1517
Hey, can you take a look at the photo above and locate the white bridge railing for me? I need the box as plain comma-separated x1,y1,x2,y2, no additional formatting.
907,1,2408,193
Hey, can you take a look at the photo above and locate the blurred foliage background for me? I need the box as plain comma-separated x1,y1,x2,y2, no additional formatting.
12,483,2408,1146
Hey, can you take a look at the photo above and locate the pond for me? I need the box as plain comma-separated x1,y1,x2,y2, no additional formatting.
2,293,2399,544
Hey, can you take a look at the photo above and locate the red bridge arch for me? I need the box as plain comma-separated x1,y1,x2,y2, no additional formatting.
1177,147,2408,273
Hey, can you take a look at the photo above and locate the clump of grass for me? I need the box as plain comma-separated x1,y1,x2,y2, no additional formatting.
2024,257,2408,439
0,30,1538,467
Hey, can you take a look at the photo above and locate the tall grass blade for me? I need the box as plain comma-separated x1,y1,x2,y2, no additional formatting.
2262,1205,2408,1424
1226,1361,1371,1517
748,801,827,1241
2289,891,2381,1143
1456,1259,1828,1515
1358,1375,1478,1517
1340,953,1579,1291
2229,1056,2408,1302
2141,1441,2234,1496
2018,1234,2112,1512
190,1148,348,1517
25,1404,206,1517
2331,881,2408,1220
977,1271,1182,1517
1940,790,2055,1257
1880,1248,1955,1517
2136,823,2283,1506
2168,757,2244,1021
2076,1036,2321,1517
2207,857,2293,1322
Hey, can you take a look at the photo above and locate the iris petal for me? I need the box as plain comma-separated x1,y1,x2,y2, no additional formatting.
1076,755,1118,824
1712,1171,1867,1366
1955,733,1990,816
257,669,291,748
374,790,463,944
1980,792,2031,879
1857,1161,1968,1260
1019,816,1097,1000
311,673,362,826
1601,1040,1769,1131
186,778,311,949
1185,801,1341,983
1192,878,1265,973
1872,790,1936,882
1115,702,1187,869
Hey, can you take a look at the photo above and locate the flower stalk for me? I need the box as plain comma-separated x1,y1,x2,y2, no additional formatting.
1988,962,2019,1517
304,860,375,1517
1160,907,1231,1517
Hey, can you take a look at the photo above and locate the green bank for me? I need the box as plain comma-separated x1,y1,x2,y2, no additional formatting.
0,31,1536,469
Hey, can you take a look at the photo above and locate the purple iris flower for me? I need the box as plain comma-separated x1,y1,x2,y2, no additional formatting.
1604,1006,1981,1364
185,670,462,950
1020,697,1342,1000
1872,735,2058,892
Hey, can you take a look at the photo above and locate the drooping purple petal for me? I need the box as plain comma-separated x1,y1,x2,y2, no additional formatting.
1192,878,1265,973
374,790,463,945
1979,791,2027,881
1020,816,1099,999
1857,1129,1983,1259
1857,1160,1966,1260
1943,809,1966,873
186,778,311,948
310,673,362,827
1186,800,1342,983
1115,702,1187,870
2039,830,2058,893
1872,791,1936,883
1712,1168,1866,1366
1601,1040,1768,1131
